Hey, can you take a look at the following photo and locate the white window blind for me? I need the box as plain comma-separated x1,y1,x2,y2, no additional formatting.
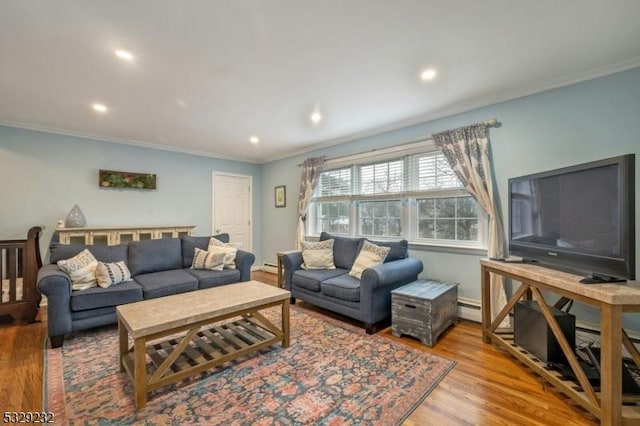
316,167,351,197
414,152,461,191
359,160,404,195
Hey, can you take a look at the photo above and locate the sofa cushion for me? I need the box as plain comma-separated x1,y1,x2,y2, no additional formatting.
129,238,183,277
320,232,363,270
191,248,225,271
321,274,361,302
70,281,143,311
96,261,132,288
133,269,198,299
367,238,409,263
349,241,391,279
57,249,98,291
187,268,241,289
208,238,241,269
50,242,128,264
292,268,348,292
301,239,335,270
181,234,230,268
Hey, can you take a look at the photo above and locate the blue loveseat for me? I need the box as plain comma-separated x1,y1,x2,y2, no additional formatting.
283,232,423,333
37,233,254,348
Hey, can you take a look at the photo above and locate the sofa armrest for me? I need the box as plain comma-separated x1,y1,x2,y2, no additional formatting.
282,251,303,290
235,250,255,282
361,257,423,289
37,264,74,337
359,257,424,326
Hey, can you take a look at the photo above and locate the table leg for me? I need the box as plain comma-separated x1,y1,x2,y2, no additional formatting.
282,299,290,348
134,337,147,410
481,266,491,343
118,318,128,373
600,304,622,426
277,254,285,289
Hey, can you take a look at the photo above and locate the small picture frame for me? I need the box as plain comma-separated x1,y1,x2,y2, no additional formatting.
274,185,286,208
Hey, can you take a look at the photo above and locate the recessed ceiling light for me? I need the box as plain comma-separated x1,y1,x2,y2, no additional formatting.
310,110,323,125
115,49,134,61
249,135,260,145
92,103,108,113
420,68,437,81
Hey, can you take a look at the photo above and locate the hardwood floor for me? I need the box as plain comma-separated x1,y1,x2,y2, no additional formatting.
0,270,597,424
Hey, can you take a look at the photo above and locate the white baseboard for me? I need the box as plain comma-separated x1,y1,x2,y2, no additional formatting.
457,296,482,323
261,263,278,274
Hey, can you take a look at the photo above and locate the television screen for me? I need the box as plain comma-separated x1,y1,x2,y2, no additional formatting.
508,154,635,282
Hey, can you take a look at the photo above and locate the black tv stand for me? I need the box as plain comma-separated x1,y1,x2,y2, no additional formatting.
580,273,627,284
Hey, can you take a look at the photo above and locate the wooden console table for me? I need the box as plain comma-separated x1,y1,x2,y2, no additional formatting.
276,250,297,289
56,225,195,245
481,259,640,425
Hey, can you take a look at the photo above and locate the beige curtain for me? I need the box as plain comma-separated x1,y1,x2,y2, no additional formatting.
433,123,509,327
295,157,326,250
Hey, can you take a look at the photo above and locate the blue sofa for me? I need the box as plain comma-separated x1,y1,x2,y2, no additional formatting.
37,234,255,348
283,232,423,333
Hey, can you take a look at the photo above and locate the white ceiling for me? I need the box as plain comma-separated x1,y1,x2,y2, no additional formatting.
1,1,639,163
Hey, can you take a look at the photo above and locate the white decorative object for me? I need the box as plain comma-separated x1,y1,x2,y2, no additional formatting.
65,204,87,228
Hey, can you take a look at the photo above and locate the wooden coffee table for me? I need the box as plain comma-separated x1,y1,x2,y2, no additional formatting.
116,280,290,409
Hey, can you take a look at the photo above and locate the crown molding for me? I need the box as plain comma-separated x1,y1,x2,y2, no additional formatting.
0,119,261,164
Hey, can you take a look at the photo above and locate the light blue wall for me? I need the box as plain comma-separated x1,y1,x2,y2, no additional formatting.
0,127,262,262
260,68,640,327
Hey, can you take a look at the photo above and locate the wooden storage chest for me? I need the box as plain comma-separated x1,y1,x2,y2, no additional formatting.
391,279,458,347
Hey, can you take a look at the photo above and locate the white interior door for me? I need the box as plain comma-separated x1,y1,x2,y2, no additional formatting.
212,172,252,251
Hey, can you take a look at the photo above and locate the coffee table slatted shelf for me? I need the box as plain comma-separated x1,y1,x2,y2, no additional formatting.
494,330,640,419
121,317,278,390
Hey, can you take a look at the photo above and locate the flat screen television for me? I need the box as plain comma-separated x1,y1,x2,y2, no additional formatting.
508,154,635,283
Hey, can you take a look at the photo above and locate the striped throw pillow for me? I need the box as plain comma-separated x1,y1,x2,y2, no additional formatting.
96,261,132,288
191,247,226,271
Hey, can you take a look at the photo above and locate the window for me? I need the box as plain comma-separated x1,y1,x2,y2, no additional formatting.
417,197,479,241
359,200,402,237
307,142,487,248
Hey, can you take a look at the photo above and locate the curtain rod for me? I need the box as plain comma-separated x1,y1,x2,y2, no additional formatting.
297,118,499,166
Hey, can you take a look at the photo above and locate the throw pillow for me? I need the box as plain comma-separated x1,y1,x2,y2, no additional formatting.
301,239,336,270
349,240,391,279
208,237,241,269
95,261,132,288
57,249,98,291
191,247,226,271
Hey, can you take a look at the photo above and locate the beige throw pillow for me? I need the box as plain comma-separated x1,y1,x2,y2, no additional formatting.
57,249,98,291
96,261,132,288
301,239,335,270
349,240,391,279
191,247,226,271
208,237,241,269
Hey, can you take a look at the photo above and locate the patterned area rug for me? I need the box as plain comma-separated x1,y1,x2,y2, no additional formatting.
45,306,455,425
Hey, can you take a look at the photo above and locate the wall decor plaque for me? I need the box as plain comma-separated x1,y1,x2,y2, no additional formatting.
99,170,157,190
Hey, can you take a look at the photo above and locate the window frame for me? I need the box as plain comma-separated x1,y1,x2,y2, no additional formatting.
306,141,488,250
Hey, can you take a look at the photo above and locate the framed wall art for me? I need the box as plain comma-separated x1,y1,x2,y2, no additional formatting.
274,185,286,208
